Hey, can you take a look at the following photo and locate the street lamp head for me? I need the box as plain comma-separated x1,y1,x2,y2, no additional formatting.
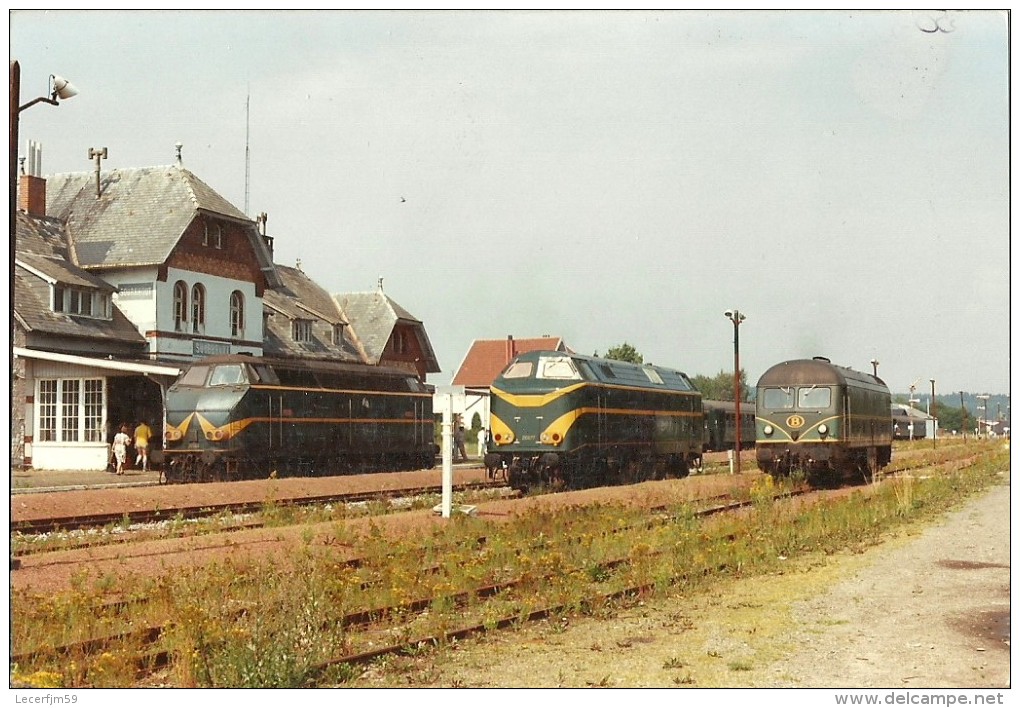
50,75,78,101
723,309,746,324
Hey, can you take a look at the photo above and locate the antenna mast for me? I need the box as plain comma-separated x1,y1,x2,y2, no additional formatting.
244,88,251,216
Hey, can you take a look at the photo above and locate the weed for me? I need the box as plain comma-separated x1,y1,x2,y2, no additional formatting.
10,440,1004,687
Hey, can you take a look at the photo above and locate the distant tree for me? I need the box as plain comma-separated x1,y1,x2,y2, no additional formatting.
935,402,971,435
598,342,644,364
470,412,482,432
692,369,750,402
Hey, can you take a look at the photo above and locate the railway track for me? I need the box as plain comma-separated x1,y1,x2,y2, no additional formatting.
12,443,999,687
12,478,508,537
13,486,790,684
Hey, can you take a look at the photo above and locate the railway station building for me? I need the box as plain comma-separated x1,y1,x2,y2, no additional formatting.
12,149,439,472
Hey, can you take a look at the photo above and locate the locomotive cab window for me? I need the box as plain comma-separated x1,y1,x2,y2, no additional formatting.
763,387,794,409
177,365,210,388
251,364,280,385
538,356,581,380
798,386,831,409
209,364,248,387
503,361,534,379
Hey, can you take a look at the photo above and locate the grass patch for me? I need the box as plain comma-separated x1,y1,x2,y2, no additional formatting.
12,440,1006,688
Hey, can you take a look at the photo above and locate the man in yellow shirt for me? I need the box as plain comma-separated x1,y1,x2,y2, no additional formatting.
134,420,154,472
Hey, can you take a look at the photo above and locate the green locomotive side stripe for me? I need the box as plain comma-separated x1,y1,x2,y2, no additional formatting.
188,413,428,442
572,407,701,418
251,385,432,398
491,382,698,408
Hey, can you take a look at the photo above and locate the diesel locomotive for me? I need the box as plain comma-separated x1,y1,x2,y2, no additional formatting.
755,357,892,482
162,354,435,483
486,350,704,490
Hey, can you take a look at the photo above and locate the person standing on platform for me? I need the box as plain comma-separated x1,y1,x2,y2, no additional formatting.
112,424,132,475
477,428,488,458
454,424,468,462
134,419,154,472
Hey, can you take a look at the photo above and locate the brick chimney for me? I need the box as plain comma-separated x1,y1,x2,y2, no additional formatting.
18,174,46,217
505,334,515,362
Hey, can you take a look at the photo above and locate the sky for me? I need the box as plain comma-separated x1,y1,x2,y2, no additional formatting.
9,10,1011,395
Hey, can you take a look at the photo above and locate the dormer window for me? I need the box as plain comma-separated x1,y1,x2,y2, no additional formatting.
203,222,223,249
332,323,345,346
293,319,313,342
389,328,411,355
52,285,112,320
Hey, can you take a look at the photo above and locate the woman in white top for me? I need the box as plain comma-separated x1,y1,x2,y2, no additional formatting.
112,424,132,475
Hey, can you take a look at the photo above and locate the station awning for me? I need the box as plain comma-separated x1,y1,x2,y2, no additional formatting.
13,347,182,377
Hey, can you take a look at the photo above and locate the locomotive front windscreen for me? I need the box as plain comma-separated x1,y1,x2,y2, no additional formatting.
761,386,832,409
798,386,832,409
538,356,581,380
762,387,794,409
177,365,210,387
502,356,582,381
208,364,248,386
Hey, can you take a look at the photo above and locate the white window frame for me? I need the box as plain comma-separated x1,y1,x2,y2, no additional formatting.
51,285,112,320
293,319,313,342
230,290,245,338
37,377,105,443
173,280,188,332
191,283,206,334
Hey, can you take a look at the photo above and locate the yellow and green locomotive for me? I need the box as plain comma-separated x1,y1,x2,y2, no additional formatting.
487,351,703,490
755,357,892,482
162,355,435,482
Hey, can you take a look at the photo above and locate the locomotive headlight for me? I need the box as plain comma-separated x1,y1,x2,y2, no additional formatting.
488,414,514,445
763,425,774,436
817,424,828,437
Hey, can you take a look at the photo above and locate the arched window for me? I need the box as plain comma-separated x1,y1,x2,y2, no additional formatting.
230,291,244,338
191,284,206,334
173,281,188,332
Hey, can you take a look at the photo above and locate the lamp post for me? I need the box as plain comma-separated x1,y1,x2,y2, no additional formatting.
724,309,746,474
10,62,77,242
975,394,990,438
9,61,77,498
929,378,936,448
